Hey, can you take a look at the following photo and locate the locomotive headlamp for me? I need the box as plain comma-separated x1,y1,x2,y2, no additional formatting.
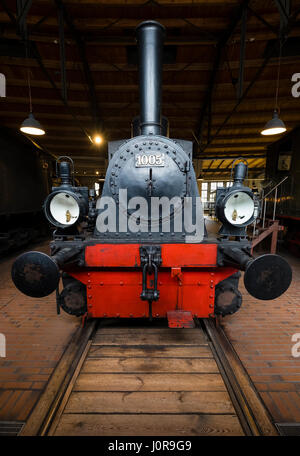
44,158,89,228
45,190,81,227
222,190,255,227
216,161,257,236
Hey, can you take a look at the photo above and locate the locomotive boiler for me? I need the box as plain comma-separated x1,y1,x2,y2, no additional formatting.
11,21,292,326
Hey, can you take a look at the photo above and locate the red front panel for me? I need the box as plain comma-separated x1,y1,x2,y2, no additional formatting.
68,243,237,319
85,243,218,267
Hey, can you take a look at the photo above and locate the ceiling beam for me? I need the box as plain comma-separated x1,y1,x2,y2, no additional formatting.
200,3,297,151
31,43,90,139
274,0,290,31
237,4,247,100
57,2,67,102
6,0,272,5
201,167,265,173
30,8,56,33
16,0,33,38
0,3,91,145
247,5,278,36
5,27,300,45
0,0,17,26
196,0,250,142
2,55,300,73
54,0,102,132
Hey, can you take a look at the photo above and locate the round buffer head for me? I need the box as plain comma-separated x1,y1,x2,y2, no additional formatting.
244,254,292,300
11,251,60,298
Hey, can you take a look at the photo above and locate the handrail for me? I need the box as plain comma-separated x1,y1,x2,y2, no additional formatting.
260,175,289,228
263,176,289,199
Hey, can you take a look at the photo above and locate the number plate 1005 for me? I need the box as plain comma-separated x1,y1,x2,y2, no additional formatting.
135,153,165,167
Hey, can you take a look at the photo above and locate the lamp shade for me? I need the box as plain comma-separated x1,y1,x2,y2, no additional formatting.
261,110,286,136
20,113,45,135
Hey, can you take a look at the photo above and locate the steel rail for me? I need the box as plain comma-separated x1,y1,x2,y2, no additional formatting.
19,317,278,436
19,319,97,436
202,318,278,436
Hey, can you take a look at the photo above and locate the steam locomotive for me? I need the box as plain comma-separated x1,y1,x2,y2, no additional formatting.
11,21,292,327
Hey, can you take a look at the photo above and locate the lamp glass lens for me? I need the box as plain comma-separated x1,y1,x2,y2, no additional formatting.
224,192,254,225
49,192,80,225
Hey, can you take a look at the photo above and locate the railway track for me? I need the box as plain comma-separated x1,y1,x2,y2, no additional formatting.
19,318,278,436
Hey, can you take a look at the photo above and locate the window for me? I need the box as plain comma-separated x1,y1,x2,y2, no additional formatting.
201,190,208,202
201,181,232,209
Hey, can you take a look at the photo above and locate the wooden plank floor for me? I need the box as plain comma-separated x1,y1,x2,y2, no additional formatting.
52,327,244,436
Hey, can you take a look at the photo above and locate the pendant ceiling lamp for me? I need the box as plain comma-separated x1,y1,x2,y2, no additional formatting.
20,41,45,136
260,39,286,136
260,109,286,136
20,112,45,136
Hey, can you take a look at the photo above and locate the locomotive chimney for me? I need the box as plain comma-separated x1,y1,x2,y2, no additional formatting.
136,21,165,136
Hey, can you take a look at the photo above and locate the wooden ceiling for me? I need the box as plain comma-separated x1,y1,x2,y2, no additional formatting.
1,0,300,183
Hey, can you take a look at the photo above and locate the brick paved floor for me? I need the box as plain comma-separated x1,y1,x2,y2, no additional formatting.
0,241,80,421
221,251,300,423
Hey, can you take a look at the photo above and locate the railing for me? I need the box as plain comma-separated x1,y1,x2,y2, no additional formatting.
260,176,289,228
251,176,289,254
251,219,284,254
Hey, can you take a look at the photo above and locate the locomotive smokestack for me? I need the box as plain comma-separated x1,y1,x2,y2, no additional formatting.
136,21,165,136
